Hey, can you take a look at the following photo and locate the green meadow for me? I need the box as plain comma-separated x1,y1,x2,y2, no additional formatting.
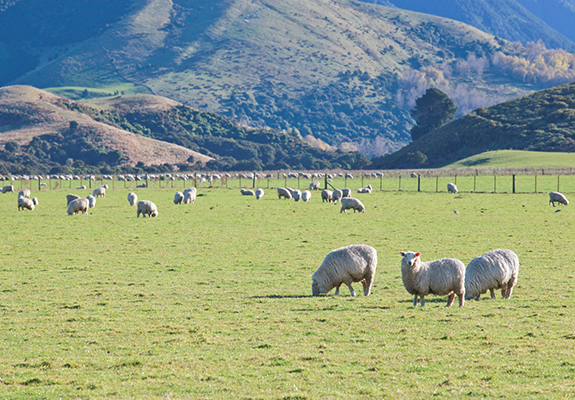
1,181,575,399
444,150,575,171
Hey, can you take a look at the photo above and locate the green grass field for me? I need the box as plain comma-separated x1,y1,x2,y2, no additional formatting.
1,185,575,398
444,150,575,170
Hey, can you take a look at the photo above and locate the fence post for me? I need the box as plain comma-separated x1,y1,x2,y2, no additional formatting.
325,175,328,190
473,175,476,192
455,174,457,185
436,176,438,192
535,175,537,193
418,175,421,192
253,172,256,189
512,175,516,194
493,175,497,193
398,175,401,191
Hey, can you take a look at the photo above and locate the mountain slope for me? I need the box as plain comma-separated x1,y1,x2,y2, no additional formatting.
515,0,575,44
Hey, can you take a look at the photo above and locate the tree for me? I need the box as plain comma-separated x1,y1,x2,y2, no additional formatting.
410,88,457,141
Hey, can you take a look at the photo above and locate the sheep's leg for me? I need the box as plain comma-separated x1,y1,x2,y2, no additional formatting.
420,296,425,307
413,294,418,306
334,284,341,296
474,295,481,301
490,289,496,299
362,277,373,296
446,293,455,307
458,293,465,308
346,283,356,296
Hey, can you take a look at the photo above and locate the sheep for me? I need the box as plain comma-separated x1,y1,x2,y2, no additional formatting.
174,191,184,205
86,194,96,208
292,189,302,202
18,189,31,198
67,198,89,215
301,190,311,202
93,186,106,198
332,189,343,203
241,188,255,196
137,200,158,218
321,189,333,203
76,185,86,190
66,194,81,205
340,197,365,213
309,181,321,191
128,192,138,206
17,196,35,211
312,244,378,296
31,197,38,205
464,249,519,300
184,187,197,196
357,185,372,194
277,187,292,200
2,185,14,193
549,191,569,206
400,251,466,308
183,190,196,204
447,183,458,194
341,188,352,197
136,183,147,188
256,188,264,200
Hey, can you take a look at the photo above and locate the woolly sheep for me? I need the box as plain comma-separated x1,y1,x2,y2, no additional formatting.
2,185,14,193
66,194,81,205
256,188,264,200
332,189,343,203
465,249,519,300
31,197,38,205
341,188,352,197
340,197,365,213
549,191,569,206
400,251,466,308
128,192,138,206
18,189,31,198
357,185,372,194
87,194,96,208
312,244,378,296
301,190,311,202
183,187,197,195
277,187,292,200
67,198,89,215
309,181,321,191
137,200,158,218
292,189,302,202
93,186,106,198
174,191,184,205
241,189,255,196
184,190,196,204
321,189,333,203
76,185,86,190
17,196,35,211
447,183,458,194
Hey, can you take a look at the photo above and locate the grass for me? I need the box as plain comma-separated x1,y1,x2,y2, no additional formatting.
444,150,575,170
44,84,152,100
1,185,575,398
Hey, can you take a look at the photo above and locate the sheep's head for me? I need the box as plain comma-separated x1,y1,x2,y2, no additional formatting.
312,280,324,296
151,210,158,217
400,251,421,267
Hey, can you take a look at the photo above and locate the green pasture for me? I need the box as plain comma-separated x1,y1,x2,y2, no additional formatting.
444,150,575,170
1,187,575,398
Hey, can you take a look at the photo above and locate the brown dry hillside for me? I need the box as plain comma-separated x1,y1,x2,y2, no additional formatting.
0,85,213,166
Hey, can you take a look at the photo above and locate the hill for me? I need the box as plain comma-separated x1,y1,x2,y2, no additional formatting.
371,81,575,169
444,150,575,170
515,0,575,44
3,0,575,156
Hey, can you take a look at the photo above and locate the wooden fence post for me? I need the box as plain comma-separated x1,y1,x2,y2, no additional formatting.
512,175,516,194
418,175,421,192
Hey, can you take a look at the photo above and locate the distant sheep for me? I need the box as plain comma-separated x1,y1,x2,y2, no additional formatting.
128,192,138,206
465,249,519,300
18,189,31,198
241,189,255,196
301,190,311,202
309,181,321,191
66,194,81,205
136,183,147,188
2,185,14,194
277,187,292,200
137,200,158,218
76,185,86,190
256,188,264,200
86,194,96,208
549,191,568,206
321,189,333,203
174,191,184,205
357,185,372,194
184,190,196,204
340,197,365,213
312,244,378,296
447,183,458,194
93,186,106,198
332,189,343,203
67,198,89,215
292,189,302,202
17,196,35,211
400,251,465,307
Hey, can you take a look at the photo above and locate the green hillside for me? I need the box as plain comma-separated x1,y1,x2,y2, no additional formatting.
444,150,575,170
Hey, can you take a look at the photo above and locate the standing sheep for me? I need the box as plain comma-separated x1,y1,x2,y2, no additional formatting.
93,186,106,198
256,188,264,200
341,188,352,197
321,189,333,203
174,191,184,205
67,198,89,215
340,197,365,213
128,192,138,206
447,183,458,194
18,189,31,198
549,191,569,206
312,244,378,296
400,251,466,307
292,189,302,202
332,189,343,203
137,200,158,218
17,196,35,211
309,181,321,191
277,187,292,200
465,249,519,300
86,194,96,208
184,190,196,204
301,190,311,202
2,185,14,193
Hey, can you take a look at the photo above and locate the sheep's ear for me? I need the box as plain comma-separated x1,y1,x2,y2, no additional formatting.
400,251,406,256
415,252,421,257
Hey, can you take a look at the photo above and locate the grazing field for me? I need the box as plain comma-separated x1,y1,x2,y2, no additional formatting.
444,150,575,170
1,186,575,399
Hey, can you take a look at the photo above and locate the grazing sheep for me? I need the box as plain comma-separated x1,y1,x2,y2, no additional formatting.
67,198,89,215
18,189,31,198
277,187,292,200
31,197,38,205
312,244,378,296
256,188,264,200
549,191,569,206
2,185,14,193
174,191,184,205
340,197,365,213
128,192,138,206
447,183,458,194
66,194,81,205
241,189,255,196
183,187,197,195
137,200,158,218
400,251,466,308
76,185,86,190
332,189,343,203
86,194,96,208
341,188,352,197
17,196,35,211
309,181,321,191
302,190,311,202
465,249,519,300
292,189,302,202
136,183,147,188
93,186,106,198
321,189,333,203
184,190,196,204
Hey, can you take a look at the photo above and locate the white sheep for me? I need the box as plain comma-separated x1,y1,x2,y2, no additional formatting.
340,197,365,213
341,188,352,197
277,187,292,200
183,187,196,195
309,181,321,191
67,198,89,215
465,249,519,300
292,189,302,202
549,191,569,206
31,197,38,205
357,186,372,194
128,192,138,206
256,188,264,200
184,190,196,204
241,189,255,196
17,196,35,211
93,186,106,198
1,185,14,193
18,189,31,198
332,189,343,203
137,200,158,218
66,194,81,205
400,251,466,307
321,189,332,203
174,191,184,205
86,194,96,208
312,244,378,296
76,185,86,190
301,190,311,202
447,183,458,194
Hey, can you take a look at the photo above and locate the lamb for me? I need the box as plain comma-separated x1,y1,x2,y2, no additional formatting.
93,186,106,198
137,200,158,218
17,196,35,211
86,194,96,208
340,197,365,213
174,191,184,205
2,185,14,193
241,188,255,196
341,188,352,197
301,190,311,202
321,189,333,203
184,190,196,204
292,189,302,202
400,251,466,308
464,249,519,300
309,181,321,191
549,191,569,206
67,198,89,215
312,244,378,296
256,188,264,200
66,194,81,205
128,192,138,206
18,189,31,198
447,183,458,194
332,189,343,203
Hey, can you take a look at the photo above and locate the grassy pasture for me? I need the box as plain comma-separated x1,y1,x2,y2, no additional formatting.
445,150,575,170
1,187,575,398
